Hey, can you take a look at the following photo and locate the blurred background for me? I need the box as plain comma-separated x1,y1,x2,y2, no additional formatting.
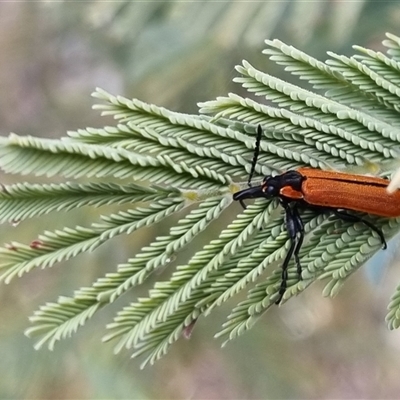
2,1,400,398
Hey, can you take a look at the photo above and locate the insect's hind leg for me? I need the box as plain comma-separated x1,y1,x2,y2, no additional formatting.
332,209,387,249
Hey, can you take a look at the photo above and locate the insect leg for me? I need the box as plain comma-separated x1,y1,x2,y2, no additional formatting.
276,201,303,304
333,209,387,249
292,204,305,278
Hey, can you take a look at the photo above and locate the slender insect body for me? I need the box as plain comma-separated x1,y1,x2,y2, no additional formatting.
233,125,398,304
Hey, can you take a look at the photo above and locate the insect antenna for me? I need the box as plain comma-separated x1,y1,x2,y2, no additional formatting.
247,124,263,187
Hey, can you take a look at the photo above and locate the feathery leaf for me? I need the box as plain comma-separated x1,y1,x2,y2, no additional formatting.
2,33,400,365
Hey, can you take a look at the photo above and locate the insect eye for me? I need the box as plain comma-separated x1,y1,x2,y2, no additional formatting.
262,185,277,196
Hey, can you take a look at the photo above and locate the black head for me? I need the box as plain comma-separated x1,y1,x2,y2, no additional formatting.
263,171,304,194
232,174,283,204
260,175,281,196
233,170,305,206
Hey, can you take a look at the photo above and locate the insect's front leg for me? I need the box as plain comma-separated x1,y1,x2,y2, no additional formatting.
292,203,305,278
276,200,304,304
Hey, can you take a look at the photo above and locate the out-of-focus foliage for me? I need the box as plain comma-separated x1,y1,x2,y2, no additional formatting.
3,32,400,370
2,1,400,399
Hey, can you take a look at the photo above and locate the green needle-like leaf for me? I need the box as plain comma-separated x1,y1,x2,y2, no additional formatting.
2,33,400,365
